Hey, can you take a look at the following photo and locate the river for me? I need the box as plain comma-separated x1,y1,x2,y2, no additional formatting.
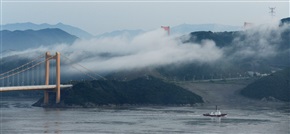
0,98,289,134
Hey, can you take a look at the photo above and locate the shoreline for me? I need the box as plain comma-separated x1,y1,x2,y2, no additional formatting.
1,79,288,108
177,79,288,108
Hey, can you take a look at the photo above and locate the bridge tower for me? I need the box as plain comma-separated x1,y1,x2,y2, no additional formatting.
44,51,61,104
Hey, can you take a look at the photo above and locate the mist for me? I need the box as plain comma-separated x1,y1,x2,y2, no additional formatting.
4,29,221,74
226,21,288,61
2,22,289,78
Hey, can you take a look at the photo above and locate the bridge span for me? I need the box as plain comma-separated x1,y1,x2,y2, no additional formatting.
1,52,72,104
0,85,72,92
1,51,104,104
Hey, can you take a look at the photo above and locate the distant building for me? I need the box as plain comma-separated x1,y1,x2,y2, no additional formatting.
243,22,254,30
260,74,269,77
247,71,255,77
247,71,269,77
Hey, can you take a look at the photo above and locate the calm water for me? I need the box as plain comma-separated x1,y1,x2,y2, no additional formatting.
0,99,289,134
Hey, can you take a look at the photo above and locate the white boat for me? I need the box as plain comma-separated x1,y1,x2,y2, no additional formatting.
203,106,227,117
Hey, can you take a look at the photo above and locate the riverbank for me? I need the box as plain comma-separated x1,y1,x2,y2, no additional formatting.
177,79,288,108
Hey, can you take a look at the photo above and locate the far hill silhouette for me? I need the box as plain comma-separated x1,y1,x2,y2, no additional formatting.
0,28,78,51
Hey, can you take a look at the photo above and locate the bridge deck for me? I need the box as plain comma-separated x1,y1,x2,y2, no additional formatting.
0,85,73,92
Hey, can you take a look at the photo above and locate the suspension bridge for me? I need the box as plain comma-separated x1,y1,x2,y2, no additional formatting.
0,51,103,104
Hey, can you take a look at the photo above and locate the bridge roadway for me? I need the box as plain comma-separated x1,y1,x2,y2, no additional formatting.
0,85,73,92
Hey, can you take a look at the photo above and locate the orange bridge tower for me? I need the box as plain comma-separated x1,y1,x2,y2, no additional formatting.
44,51,61,104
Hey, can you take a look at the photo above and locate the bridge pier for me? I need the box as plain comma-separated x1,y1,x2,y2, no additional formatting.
44,91,49,104
44,52,61,104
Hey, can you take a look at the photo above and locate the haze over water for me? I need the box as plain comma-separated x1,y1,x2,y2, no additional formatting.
1,99,289,134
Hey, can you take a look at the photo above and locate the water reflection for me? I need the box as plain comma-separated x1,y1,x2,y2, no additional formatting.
42,108,61,134
210,117,222,123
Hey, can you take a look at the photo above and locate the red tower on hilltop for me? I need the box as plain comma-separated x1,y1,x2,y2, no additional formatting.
161,26,170,35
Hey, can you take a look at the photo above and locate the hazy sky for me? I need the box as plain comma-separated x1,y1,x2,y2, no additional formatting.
1,0,289,35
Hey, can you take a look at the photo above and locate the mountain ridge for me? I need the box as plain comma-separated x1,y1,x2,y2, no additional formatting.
0,28,78,51
171,23,242,35
2,22,93,39
95,29,144,39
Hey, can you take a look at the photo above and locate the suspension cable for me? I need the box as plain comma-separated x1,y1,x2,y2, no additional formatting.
0,56,53,80
0,54,44,77
61,54,107,80
69,64,99,80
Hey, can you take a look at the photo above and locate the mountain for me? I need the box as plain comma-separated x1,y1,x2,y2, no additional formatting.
95,29,144,39
157,18,290,81
240,68,290,102
0,28,78,51
2,22,93,39
2,18,289,83
280,17,290,26
183,31,238,47
33,76,203,107
171,23,242,35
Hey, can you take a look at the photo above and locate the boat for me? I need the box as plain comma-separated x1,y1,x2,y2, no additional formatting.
203,105,227,117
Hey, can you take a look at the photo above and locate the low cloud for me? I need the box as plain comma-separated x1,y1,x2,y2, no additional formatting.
226,21,289,60
3,22,288,76
61,29,223,73
3,29,223,74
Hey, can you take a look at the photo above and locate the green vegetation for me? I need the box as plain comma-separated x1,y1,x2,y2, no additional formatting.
184,31,238,48
34,76,203,107
158,18,290,81
241,68,290,102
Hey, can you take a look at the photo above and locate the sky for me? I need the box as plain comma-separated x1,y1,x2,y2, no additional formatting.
0,0,289,35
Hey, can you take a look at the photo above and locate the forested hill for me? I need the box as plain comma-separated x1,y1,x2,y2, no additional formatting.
240,68,290,102
183,31,238,48
157,18,290,81
33,76,203,107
